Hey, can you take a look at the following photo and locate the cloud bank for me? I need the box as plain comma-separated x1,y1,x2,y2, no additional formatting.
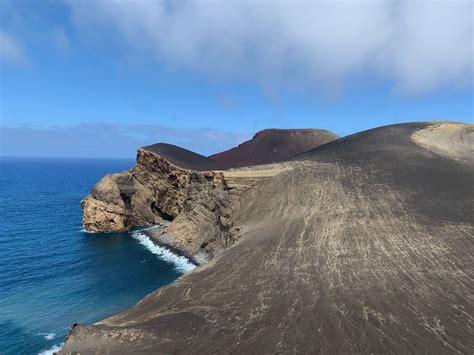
70,0,473,95
0,124,251,158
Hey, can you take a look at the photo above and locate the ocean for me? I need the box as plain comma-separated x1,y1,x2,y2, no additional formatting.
0,157,194,354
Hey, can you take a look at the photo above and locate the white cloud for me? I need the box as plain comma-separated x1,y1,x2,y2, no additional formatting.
379,0,473,94
69,0,473,96
0,31,28,66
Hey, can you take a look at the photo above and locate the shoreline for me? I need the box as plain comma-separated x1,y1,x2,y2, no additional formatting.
52,225,198,354
131,228,197,273
81,223,200,269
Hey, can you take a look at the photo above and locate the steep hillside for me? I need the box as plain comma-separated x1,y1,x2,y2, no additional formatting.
63,122,474,353
143,143,223,171
210,128,338,168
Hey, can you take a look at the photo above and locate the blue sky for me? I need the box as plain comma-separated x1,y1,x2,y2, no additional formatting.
0,0,472,158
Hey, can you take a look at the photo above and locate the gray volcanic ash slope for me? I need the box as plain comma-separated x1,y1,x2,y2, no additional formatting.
63,122,473,354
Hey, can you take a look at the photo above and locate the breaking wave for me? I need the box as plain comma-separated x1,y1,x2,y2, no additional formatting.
131,231,196,273
38,342,64,355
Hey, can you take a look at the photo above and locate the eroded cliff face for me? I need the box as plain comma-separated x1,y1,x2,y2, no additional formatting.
81,148,240,264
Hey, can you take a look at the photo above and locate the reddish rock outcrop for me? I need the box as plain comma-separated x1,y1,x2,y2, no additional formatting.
210,128,338,168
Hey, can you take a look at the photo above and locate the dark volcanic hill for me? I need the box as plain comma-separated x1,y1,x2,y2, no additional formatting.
209,128,338,168
80,128,339,238
64,122,473,354
143,143,222,171
143,129,338,171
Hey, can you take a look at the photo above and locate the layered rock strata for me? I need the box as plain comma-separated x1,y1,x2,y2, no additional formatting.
82,148,237,264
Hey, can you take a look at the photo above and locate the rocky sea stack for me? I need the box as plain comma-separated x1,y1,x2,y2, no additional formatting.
66,122,473,353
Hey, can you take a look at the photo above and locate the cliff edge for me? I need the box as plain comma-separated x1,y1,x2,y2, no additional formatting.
81,148,236,264
81,128,335,263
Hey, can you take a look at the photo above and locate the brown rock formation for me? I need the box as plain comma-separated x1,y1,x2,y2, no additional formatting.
81,148,238,264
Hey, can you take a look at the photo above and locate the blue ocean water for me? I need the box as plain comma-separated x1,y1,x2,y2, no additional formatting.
0,157,194,354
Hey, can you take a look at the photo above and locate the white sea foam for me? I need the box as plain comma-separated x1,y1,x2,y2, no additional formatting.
38,342,64,355
44,333,56,340
131,231,196,273
37,332,56,340
79,227,96,233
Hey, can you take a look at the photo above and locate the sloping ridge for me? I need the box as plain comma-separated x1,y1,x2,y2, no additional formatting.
142,128,338,171
65,122,473,353
210,128,339,168
143,143,223,171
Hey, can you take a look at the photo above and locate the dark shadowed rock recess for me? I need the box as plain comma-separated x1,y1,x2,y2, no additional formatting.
67,122,473,353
